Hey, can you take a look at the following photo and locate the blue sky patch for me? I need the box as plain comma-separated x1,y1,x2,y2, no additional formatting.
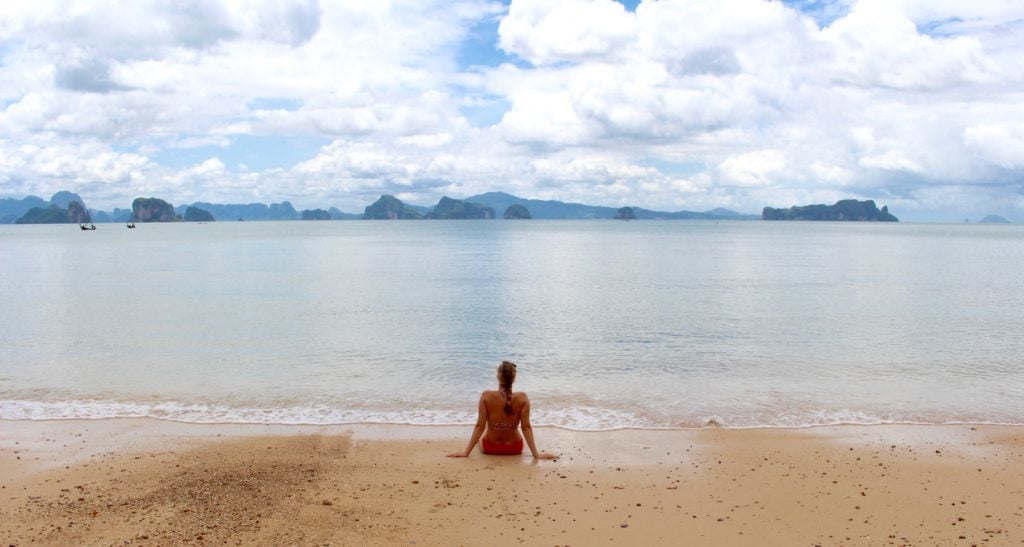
615,0,641,12
247,97,304,111
459,97,512,128
151,134,330,171
779,0,850,27
642,159,706,177
111,144,139,155
916,17,965,37
457,11,513,69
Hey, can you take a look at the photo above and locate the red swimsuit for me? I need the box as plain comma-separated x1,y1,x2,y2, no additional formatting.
482,416,523,455
482,437,524,455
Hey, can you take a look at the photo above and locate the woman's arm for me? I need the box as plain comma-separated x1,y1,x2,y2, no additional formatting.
520,396,557,460
447,393,487,457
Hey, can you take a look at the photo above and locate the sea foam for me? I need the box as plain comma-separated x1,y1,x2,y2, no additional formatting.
3,399,1021,430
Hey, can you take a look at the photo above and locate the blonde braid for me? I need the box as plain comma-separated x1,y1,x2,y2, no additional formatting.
498,361,517,414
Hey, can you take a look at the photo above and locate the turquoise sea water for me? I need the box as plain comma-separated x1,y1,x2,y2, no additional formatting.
1,220,1022,429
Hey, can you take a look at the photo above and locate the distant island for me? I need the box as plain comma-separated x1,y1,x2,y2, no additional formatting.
131,197,181,222
16,201,91,224
9,189,912,225
425,197,495,219
464,191,757,221
979,214,1010,224
10,191,92,224
614,207,637,220
762,200,898,222
1,190,759,223
503,204,531,219
363,195,425,219
301,209,332,221
358,192,758,221
184,206,215,222
176,201,301,221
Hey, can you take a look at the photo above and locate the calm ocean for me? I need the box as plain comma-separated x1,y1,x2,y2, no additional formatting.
1,220,1022,429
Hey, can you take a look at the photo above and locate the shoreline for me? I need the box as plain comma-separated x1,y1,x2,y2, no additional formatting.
5,411,1024,431
2,419,1022,545
4,417,1023,475
5,415,1024,444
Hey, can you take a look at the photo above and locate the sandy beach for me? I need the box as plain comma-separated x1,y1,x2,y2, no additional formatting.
1,419,1021,546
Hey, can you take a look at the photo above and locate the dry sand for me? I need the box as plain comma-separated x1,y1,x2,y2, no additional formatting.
1,419,1022,546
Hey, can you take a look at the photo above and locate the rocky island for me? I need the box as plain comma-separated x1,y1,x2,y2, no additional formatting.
183,206,215,222
614,207,637,220
979,214,1010,224
4,189,758,223
503,204,532,219
363,195,496,220
363,195,424,220
301,209,332,220
14,192,92,224
762,199,898,222
131,198,181,222
16,201,92,224
426,197,494,219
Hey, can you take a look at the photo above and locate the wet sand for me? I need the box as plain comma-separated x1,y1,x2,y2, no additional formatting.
1,419,1022,545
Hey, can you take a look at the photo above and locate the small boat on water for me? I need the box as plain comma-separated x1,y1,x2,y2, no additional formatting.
126,223,136,228
80,224,97,231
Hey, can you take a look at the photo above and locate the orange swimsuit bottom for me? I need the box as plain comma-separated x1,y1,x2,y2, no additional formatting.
481,438,524,455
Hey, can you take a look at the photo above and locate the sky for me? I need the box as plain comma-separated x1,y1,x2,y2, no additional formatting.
1,0,1023,221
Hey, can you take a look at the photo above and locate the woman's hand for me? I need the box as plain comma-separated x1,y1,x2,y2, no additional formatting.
446,451,469,458
534,452,558,460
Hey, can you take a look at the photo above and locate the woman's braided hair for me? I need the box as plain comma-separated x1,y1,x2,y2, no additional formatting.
498,360,517,415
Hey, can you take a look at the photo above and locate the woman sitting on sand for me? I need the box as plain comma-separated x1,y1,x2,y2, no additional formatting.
447,360,557,460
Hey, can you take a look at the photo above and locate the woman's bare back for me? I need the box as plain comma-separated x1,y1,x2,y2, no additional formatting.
482,390,527,443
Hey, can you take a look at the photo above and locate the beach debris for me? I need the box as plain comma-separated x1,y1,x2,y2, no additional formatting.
620,522,628,528
322,500,333,506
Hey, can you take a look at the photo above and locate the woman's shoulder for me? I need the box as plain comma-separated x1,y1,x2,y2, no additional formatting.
480,390,528,400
